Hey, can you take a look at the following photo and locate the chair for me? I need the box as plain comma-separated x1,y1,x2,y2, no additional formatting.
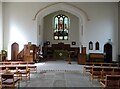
27,65,37,73
102,63,111,67
113,68,120,75
17,66,30,80
27,62,37,72
4,62,11,65
27,62,35,64
19,62,27,65
1,73,20,88
6,66,21,78
110,63,119,67
100,75,120,89
90,67,102,81
0,66,6,73
11,62,19,65
94,63,102,66
7,66,17,72
101,67,113,79
83,63,93,75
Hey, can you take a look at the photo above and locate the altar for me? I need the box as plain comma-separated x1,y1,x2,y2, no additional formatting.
53,50,68,60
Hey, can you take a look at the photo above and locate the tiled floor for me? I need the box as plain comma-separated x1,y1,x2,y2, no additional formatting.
20,61,101,88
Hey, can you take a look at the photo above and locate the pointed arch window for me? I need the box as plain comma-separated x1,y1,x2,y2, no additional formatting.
95,41,99,50
89,41,93,50
53,14,69,40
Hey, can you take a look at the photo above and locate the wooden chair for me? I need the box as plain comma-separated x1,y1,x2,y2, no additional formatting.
27,62,35,64
19,62,27,65
6,66,22,79
27,65,37,73
26,62,37,72
110,63,119,67
11,62,19,65
7,66,17,73
102,63,111,67
0,62,3,65
4,62,11,65
101,67,113,79
83,63,93,75
1,73,20,88
0,66,7,75
7,66,17,72
90,67,102,81
17,66,30,80
93,63,102,66
100,75,120,89
113,68,120,75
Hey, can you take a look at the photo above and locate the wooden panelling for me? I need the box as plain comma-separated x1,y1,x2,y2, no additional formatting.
89,53,104,62
42,43,80,62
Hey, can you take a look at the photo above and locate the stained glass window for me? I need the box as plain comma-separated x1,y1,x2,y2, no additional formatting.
53,14,69,40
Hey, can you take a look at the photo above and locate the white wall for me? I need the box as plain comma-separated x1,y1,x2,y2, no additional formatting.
0,1,3,52
75,2,118,61
3,2,118,61
3,2,54,59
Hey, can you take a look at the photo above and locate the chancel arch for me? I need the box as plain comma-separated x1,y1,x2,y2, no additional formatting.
33,2,89,47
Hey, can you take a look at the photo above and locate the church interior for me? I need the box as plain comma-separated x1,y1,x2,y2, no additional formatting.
0,0,120,88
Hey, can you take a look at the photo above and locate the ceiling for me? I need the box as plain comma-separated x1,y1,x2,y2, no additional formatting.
0,0,120,2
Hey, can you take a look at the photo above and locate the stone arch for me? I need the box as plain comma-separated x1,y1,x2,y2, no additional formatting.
33,2,89,46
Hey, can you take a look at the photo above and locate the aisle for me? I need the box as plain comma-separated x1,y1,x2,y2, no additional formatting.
20,60,100,87
36,60,83,72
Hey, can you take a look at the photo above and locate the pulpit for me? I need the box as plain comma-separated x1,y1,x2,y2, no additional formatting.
17,44,40,62
23,44,36,62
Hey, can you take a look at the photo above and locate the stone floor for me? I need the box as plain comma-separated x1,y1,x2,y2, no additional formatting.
20,61,101,88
